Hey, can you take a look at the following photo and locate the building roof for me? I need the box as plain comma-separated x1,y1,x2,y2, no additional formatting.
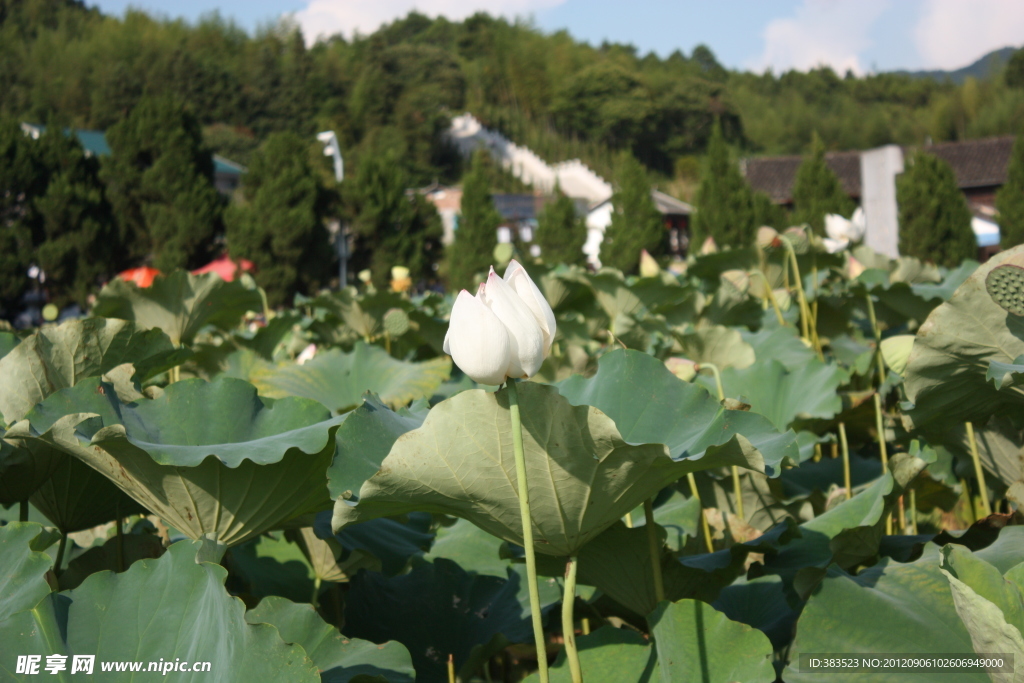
743,136,1017,204
652,190,693,215
742,150,862,204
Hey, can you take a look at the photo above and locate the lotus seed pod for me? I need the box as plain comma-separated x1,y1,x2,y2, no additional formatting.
383,308,411,337
783,225,810,254
986,264,1024,316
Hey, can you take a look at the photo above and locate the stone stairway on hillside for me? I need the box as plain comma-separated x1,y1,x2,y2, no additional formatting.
447,113,612,205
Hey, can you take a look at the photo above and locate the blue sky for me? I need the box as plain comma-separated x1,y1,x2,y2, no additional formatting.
90,0,1024,74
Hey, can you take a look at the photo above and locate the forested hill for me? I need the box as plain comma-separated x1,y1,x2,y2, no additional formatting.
895,46,1017,84
2,0,1024,187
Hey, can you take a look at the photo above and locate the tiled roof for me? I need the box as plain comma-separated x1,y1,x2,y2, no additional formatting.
743,136,1017,204
742,151,862,204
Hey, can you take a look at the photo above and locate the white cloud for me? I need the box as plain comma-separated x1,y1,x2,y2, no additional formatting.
294,0,566,44
914,0,1024,70
750,0,890,74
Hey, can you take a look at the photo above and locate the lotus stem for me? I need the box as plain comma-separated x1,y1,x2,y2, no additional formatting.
624,511,633,528
966,422,992,517
781,237,812,345
896,496,907,533
960,478,977,525
447,654,456,683
643,499,665,603
582,618,591,636
311,576,321,609
864,293,886,388
909,488,918,535
19,499,28,523
874,393,892,535
699,363,725,402
506,379,549,683
562,556,583,683
687,473,714,554
750,270,786,326
54,532,67,577
839,422,851,501
116,517,125,572
698,363,744,520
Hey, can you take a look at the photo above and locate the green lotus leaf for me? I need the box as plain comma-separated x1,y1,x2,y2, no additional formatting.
0,430,62,506
557,349,797,473
904,246,1024,430
987,354,1024,391
246,596,415,683
0,331,19,361
523,626,657,683
741,324,818,370
14,376,347,546
0,318,180,425
673,324,755,369
940,544,1024,647
713,575,796,651
585,269,645,321
786,545,988,682
287,525,379,585
334,383,771,557
1,539,320,682
648,599,775,683
0,523,55,623
58,533,165,591
235,342,451,414
695,356,844,431
226,532,319,604
343,558,531,683
910,259,979,301
92,269,263,346
880,334,916,376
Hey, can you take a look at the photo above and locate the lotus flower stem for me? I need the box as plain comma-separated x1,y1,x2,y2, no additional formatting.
53,532,67,577
697,363,745,520
909,488,919,534
643,499,665,603
447,654,456,683
781,237,812,345
839,422,851,501
864,294,886,388
960,478,977,524
562,556,583,683
750,270,786,326
687,473,714,554
19,499,27,523
624,511,633,528
115,517,125,572
582,618,591,635
506,379,549,683
873,394,891,534
966,422,992,517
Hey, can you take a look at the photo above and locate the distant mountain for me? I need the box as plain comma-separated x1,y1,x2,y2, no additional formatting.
892,46,1018,83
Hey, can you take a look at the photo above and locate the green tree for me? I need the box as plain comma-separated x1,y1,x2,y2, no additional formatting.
997,134,1024,247
101,96,222,271
535,182,586,266
752,190,788,229
896,150,975,267
32,125,119,307
599,153,664,273
447,149,500,290
0,117,44,314
791,132,854,234
691,121,754,248
349,149,444,288
1006,48,1024,89
225,131,333,307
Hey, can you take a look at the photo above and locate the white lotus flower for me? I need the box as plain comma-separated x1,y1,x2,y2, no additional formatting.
443,260,556,384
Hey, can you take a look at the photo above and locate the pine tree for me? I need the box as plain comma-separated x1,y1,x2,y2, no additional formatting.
0,118,44,314
349,149,443,288
32,125,119,307
101,96,222,271
447,149,501,290
997,134,1024,247
599,153,664,273
536,182,586,266
691,121,755,248
225,131,333,307
897,150,975,267
791,132,854,234
752,190,788,229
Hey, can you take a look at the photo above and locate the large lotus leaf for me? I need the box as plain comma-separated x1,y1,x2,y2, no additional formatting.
557,349,797,473
242,342,451,413
92,269,263,346
333,383,772,557
58,533,165,591
523,626,657,683
585,270,645,320
14,376,347,546
287,526,379,585
0,318,181,424
695,357,844,431
938,417,1023,493
0,539,320,682
786,545,987,682
246,596,416,683
939,544,1024,653
713,575,797,651
227,533,319,604
0,523,55,623
0,430,63,506
911,259,979,301
0,331,19,360
648,599,775,683
314,511,434,576
904,246,1024,430
673,324,755,369
741,323,818,370
344,558,531,683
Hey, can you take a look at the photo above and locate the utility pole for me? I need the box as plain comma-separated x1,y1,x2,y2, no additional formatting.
317,131,348,288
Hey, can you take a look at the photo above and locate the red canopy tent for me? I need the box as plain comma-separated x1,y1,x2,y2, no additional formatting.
192,255,255,282
117,266,161,288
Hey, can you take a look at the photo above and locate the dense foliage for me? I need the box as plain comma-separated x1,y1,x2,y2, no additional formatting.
446,149,500,289
791,132,854,234
997,133,1024,247
690,122,755,247
599,154,665,272
896,150,976,267
535,182,587,266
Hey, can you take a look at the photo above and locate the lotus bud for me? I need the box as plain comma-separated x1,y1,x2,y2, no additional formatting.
639,250,661,278
665,357,698,382
880,335,915,376
444,262,556,384
721,269,750,295
390,265,412,293
783,226,809,254
700,236,718,255
756,226,781,250
848,255,866,279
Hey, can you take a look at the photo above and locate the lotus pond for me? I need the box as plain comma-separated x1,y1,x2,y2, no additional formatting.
4,229,1024,682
